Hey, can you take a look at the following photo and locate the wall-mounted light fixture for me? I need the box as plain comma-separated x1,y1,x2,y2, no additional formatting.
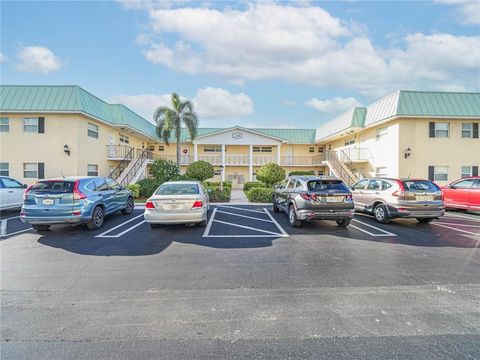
64,144,71,156
404,147,412,159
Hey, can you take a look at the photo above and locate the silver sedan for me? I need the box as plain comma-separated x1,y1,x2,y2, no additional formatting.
144,181,209,227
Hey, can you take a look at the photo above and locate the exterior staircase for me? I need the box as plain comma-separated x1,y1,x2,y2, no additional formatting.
324,150,359,186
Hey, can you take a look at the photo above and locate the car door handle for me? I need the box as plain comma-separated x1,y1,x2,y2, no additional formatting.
8,190,14,193
375,192,380,195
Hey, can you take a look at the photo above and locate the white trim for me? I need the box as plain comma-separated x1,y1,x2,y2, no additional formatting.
194,126,287,143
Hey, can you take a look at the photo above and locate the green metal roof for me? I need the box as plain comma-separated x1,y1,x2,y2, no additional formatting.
397,90,480,117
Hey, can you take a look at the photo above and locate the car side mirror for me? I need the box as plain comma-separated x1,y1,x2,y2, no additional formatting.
449,184,456,189
23,184,28,188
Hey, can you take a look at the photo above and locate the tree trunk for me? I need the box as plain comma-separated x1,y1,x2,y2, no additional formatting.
176,137,181,166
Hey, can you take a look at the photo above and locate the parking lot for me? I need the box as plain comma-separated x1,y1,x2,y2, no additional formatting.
1,205,479,359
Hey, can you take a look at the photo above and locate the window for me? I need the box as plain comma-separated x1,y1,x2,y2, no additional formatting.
375,166,388,177
344,138,355,146
1,177,24,188
461,166,472,178
352,179,368,190
367,180,381,190
88,123,99,139
432,166,448,181
106,178,120,190
0,117,9,132
453,179,475,189
286,179,297,189
307,180,349,192
253,146,272,153
376,127,388,140
204,145,222,152
159,145,165,152
318,147,324,153
429,122,449,138
309,147,315,153
87,164,98,176
94,178,109,191
0,163,8,176
403,180,440,192
381,181,392,190
23,118,38,133
318,170,324,176
462,123,473,138
148,145,155,152
23,163,38,178
156,183,199,195
119,134,129,144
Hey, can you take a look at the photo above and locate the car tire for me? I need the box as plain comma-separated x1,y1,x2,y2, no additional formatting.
288,205,301,227
417,218,434,224
374,204,390,224
336,218,351,227
273,197,280,213
121,197,134,215
150,223,160,229
87,206,105,230
32,224,51,231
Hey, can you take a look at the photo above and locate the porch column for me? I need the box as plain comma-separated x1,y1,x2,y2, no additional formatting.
221,144,226,182
193,143,198,161
276,144,281,164
249,144,253,182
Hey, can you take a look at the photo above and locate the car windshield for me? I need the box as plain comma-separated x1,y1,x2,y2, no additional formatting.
307,180,349,192
402,180,439,192
30,181,74,193
156,183,199,195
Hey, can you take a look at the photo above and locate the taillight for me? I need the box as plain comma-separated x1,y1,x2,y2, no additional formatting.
145,201,155,209
192,200,203,208
300,193,316,201
392,180,405,197
345,194,353,202
73,180,87,200
23,183,35,200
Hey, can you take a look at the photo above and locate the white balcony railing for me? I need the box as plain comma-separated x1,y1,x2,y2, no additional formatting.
338,147,372,162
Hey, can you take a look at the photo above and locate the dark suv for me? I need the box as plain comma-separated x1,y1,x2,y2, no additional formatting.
273,176,354,227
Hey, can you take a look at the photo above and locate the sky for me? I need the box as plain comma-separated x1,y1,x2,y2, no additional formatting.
1,0,479,129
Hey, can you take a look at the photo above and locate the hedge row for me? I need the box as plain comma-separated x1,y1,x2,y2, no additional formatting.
203,181,232,202
288,170,315,176
242,181,268,192
246,187,274,203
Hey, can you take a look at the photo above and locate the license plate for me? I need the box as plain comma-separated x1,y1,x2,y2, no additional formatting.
416,195,434,201
167,203,179,210
319,196,341,203
42,198,55,205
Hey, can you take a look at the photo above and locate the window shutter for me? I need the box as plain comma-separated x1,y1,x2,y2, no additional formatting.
473,166,479,177
428,166,435,181
38,117,45,133
38,163,45,179
473,123,479,139
429,122,435,138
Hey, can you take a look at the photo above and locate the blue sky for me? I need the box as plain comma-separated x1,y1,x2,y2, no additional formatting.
1,0,479,128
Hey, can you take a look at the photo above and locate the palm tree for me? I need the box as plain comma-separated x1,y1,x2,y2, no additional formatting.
153,93,199,166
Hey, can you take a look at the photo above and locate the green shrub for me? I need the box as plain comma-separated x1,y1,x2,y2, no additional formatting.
288,170,315,176
243,181,267,192
256,162,286,186
204,181,232,189
126,184,141,198
246,187,274,203
185,160,215,182
150,159,180,184
203,181,232,202
136,178,161,198
173,174,194,181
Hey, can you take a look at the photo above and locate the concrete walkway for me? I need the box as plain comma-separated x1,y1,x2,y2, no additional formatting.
229,188,249,203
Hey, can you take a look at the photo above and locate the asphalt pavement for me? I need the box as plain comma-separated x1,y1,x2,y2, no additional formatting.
1,205,479,359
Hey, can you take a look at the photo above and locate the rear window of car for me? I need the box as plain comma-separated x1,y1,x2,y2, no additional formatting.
307,180,349,192
155,183,199,195
402,180,439,192
30,181,74,193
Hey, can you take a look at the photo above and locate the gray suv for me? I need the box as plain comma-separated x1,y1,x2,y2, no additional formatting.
273,176,354,227
351,177,444,224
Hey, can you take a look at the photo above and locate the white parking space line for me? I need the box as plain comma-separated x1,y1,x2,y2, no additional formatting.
0,227,33,238
212,219,288,236
216,205,265,214
216,210,273,223
436,222,480,228
202,208,217,238
432,223,480,236
263,208,289,237
95,214,145,238
97,220,146,238
351,219,397,237
444,213,480,221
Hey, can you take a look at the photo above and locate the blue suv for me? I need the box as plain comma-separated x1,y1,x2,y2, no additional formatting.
21,177,134,231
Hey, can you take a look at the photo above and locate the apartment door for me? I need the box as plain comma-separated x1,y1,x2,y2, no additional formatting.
283,148,293,165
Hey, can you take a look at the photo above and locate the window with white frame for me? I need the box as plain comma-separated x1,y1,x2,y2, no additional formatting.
376,127,388,140
0,163,9,176
23,118,38,133
375,166,388,177
148,145,155,152
87,164,98,176
23,163,38,178
87,123,99,139
309,147,315,153
318,147,324,153
461,123,473,138
204,145,222,152
434,166,448,181
461,166,472,178
159,145,165,151
253,146,272,153
344,138,355,146
119,134,129,144
0,117,9,132
434,123,449,138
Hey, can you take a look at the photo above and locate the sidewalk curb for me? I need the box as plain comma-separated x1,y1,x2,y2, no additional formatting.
134,202,271,206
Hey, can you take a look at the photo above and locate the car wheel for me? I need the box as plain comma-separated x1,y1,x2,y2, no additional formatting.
273,197,280,213
150,223,160,229
198,217,208,227
374,204,390,224
288,205,301,227
417,218,434,224
336,218,351,227
121,197,134,215
32,224,51,231
87,206,105,230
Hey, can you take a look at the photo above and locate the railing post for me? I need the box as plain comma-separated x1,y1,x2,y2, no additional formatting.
249,145,253,182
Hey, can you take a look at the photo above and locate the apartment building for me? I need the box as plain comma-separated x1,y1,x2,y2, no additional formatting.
1,85,478,188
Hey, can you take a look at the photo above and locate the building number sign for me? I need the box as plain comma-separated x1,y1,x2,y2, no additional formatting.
232,132,242,139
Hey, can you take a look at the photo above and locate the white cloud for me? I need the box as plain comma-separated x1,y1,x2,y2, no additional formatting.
436,0,480,24
129,3,480,96
0,52,6,63
305,97,362,115
109,87,253,121
16,46,61,74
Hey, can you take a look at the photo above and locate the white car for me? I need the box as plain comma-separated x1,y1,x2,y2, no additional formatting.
0,176,27,211
144,181,209,227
